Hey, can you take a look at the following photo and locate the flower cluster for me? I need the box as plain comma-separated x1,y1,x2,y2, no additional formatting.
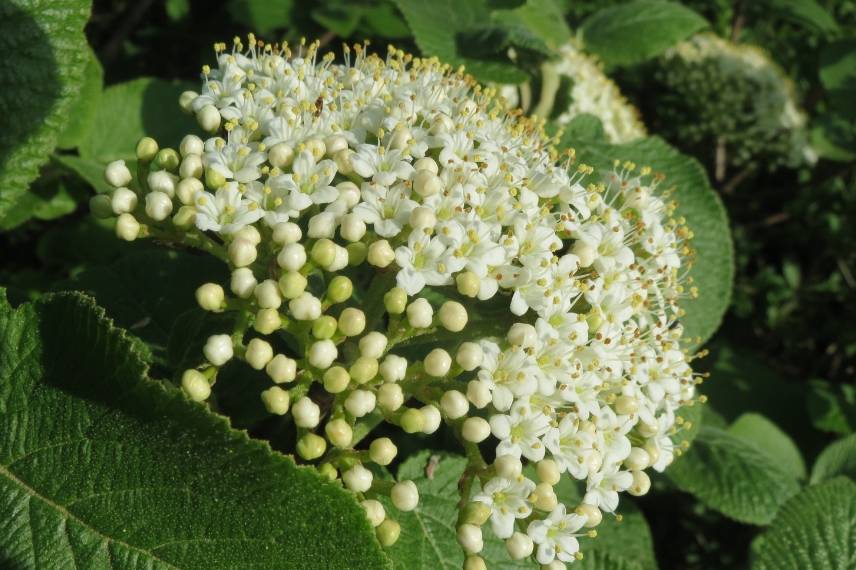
93,36,702,569
501,43,646,144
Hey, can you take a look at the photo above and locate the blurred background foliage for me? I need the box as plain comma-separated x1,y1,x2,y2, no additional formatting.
2,1,856,568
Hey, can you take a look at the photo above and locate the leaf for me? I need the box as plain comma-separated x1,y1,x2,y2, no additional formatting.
57,47,104,150
557,115,607,146
0,178,84,231
667,426,801,525
811,434,856,484
78,78,199,163
764,0,839,34
0,0,91,226
752,478,856,570
491,0,571,48
457,24,552,61
728,413,806,480
313,2,363,37
580,1,709,66
810,113,856,162
53,153,117,194
227,0,293,34
807,378,856,435
0,290,390,569
570,136,734,347
820,38,856,120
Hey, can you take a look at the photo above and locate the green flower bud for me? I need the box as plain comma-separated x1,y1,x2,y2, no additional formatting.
205,167,226,189
400,408,425,434
310,238,337,268
461,502,491,526
383,287,407,314
136,136,159,162
323,366,350,393
156,148,181,172
349,356,379,384
376,519,401,547
347,242,367,265
296,433,327,461
278,271,308,299
312,315,338,339
260,386,290,415
326,275,353,303
318,462,338,481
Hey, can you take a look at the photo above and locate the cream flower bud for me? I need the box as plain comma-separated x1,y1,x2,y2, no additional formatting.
195,283,225,312
176,177,203,204
506,532,534,560
308,339,337,369
179,134,204,157
325,134,349,156
456,271,481,298
389,127,411,150
228,238,258,268
414,156,438,174
148,170,178,196
334,148,353,174
203,334,233,366
614,395,639,416
349,356,379,384
629,470,651,496
278,271,308,299
440,390,469,419
377,383,404,412
391,481,419,511
380,355,407,383
116,213,140,241
329,244,349,272
172,205,196,228
572,241,596,268
367,240,395,267
340,213,367,242
234,225,261,245
254,308,281,334
336,181,361,207
268,143,294,168
230,267,257,299
292,396,321,428
359,332,388,359
507,323,537,348
420,405,441,434
111,187,138,215
409,206,436,231
495,455,523,478
289,292,322,320
338,307,366,337
105,160,132,188
325,418,353,448
576,503,603,528
277,242,307,271
462,417,490,443
260,386,290,415
625,447,651,471
266,354,297,383
308,212,336,239
424,348,451,377
272,221,302,245
406,298,433,329
89,194,113,219
179,154,203,179
144,191,173,221
457,524,483,554
254,279,282,309
362,499,385,528
456,342,484,371
297,433,326,460
384,287,407,314
413,169,443,197
467,379,492,409
369,437,398,466
400,408,425,433
245,338,274,370
376,519,400,547
537,459,561,486
464,556,486,570
345,389,376,418
178,90,197,113
181,369,210,402
343,464,373,493
197,104,221,132
438,301,468,332
323,366,350,393
532,482,558,511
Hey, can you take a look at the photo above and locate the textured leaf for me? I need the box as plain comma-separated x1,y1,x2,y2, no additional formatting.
728,413,806,480
580,1,709,66
53,154,116,194
57,47,104,150
0,290,390,569
811,434,856,484
753,478,856,570
667,426,801,525
764,0,839,34
491,0,571,48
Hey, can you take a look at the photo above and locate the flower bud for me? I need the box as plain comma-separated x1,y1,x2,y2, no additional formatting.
196,283,225,312
254,279,282,309
467,380,492,409
155,148,180,172
421,405,441,434
308,212,336,239
235,226,261,245
204,167,226,189
383,287,407,314
260,386,290,415
531,482,558,511
292,396,321,428
136,137,159,162
310,238,337,267
197,104,221,132
340,213,366,242
176,177,203,204
494,455,522,479
379,355,407,383
304,138,326,160
272,221,302,244
289,292,322,320
343,463,373,492
359,332,388,359
573,241,596,268
440,390,469,419
308,339,337,369
172,205,196,228
414,156,438,174
326,275,353,303
614,395,639,416
266,354,297,383
643,441,661,466
277,242,307,271
424,348,451,377
362,499,385,528
369,437,398,466
438,301,468,332
409,206,436,231
462,501,492,526
391,481,419,511
278,271,307,299
400,408,425,433
179,134,204,157
203,334,233,366
178,90,197,112
336,181,361,207
625,447,651,471
116,213,141,241
297,432,326,460
506,532,534,560
144,191,173,221
229,238,258,268
111,187,138,215
345,389,376,418
325,134,349,155
406,298,433,329
629,470,651,496
312,315,338,340
321,366,349,394
334,148,353,174
413,169,442,197
89,194,114,219
179,154,203,179
325,418,353,448
462,417,490,443
268,143,294,168
576,503,602,528
105,160,132,187
456,271,481,298
464,556,486,570
537,459,561,486
377,383,404,412
338,307,366,337
457,524,483,554
376,519,400,547
228,268,257,299
254,308,281,334
367,240,395,267
507,323,537,348
148,170,178,196
181,369,210,402
456,342,484,371
245,338,274,370
319,463,337,481
350,356,379,384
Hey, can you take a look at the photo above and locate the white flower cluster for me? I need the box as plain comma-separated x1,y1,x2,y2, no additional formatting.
502,43,646,144
94,37,701,569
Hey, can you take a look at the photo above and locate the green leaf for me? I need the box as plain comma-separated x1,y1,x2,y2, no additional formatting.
580,1,709,66
764,0,839,34
227,0,293,34
667,426,801,525
728,413,806,480
0,178,84,231
811,113,856,162
0,0,91,226
491,0,571,48
557,114,607,146
820,38,856,120
0,290,390,569
57,47,104,150
752,478,856,570
313,2,363,37
362,3,412,39
570,136,734,347
457,24,552,61
78,78,199,163
807,378,856,435
53,153,117,194
811,434,856,484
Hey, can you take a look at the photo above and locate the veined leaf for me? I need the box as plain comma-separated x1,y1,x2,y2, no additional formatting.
811,434,856,484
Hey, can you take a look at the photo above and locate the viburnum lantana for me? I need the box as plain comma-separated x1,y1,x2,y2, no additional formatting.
93,36,704,569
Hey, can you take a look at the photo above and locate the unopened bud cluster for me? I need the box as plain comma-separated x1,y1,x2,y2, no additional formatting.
95,36,702,568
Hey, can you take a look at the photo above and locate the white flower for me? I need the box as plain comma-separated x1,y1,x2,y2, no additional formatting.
473,476,536,539
490,402,550,462
527,504,587,564
194,184,264,234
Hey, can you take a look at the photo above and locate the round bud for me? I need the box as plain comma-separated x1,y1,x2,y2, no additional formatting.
362,499,385,528
461,502,492,526
179,154,204,179
325,135,349,156
278,271,308,299
322,366,350,393
105,160,132,188
440,390,469,419
420,405,441,434
424,349,452,377
234,226,261,246
614,395,639,416
254,279,282,309
172,205,196,228
625,447,651,471
406,298,434,329
195,283,224,312
181,370,210,402
325,418,353,448
260,386,290,415
379,355,408,383
345,389,377,418
467,380,492,409
308,339,337,370
464,556,487,570
145,191,173,221
532,482,558,511
155,148,180,172
176,177,203,204
254,308,281,334
409,206,436,231
456,271,481,298
312,315,338,339
266,354,297,383
367,240,395,267
343,463,373,493
573,241,596,268
456,342,484,371
643,441,661,466
333,148,353,175
338,307,366,337
136,138,159,162
494,455,523,479
336,181,361,207
575,503,603,528
329,244,349,272
537,459,561,486
389,127,411,149
228,238,258,268
268,143,294,168
438,301,468,332
310,238,337,268
178,90,197,112
391,481,419,512
340,213,367,242
457,524,483,554
147,171,177,197
197,104,221,132
414,156,438,174
297,433,326,460
179,134,204,157
203,334,233,366
383,287,408,314
377,383,404,412
462,417,491,443
507,323,537,348
89,194,113,219
326,276,353,303
277,242,307,271
369,437,398,466
318,463,337,481
359,332,388,359
289,292,322,321
272,221,302,245
229,268,257,299
349,356,379,384
111,187,138,215
245,338,274,370
204,167,226,189
506,532,534,560
413,169,443,197
400,408,425,434
376,519,400,547
292,396,321,428
629,470,651,496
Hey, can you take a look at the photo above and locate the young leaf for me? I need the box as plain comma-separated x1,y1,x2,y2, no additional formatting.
811,434,856,484
728,413,806,480
0,290,390,568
